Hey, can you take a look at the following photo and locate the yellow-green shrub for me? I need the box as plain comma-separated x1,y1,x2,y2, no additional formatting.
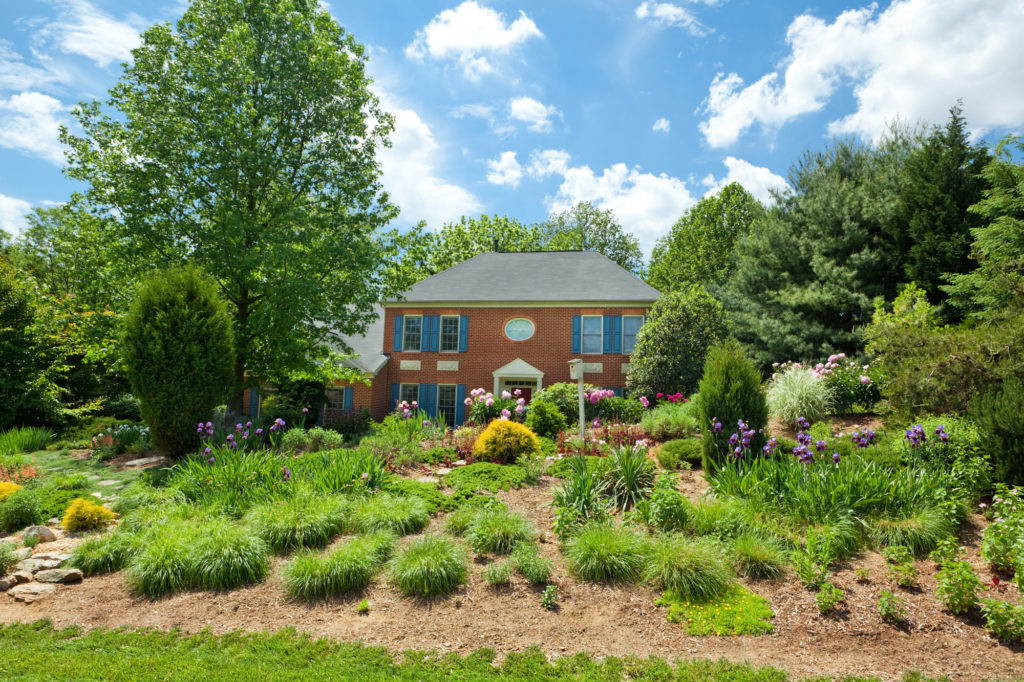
62,498,115,532
0,482,22,502
472,420,539,464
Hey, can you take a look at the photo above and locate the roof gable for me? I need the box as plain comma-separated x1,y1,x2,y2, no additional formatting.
392,251,660,304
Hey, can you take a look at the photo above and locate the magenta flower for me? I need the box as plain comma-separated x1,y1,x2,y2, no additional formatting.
500,408,511,420
464,397,472,406
639,396,649,408
860,375,871,385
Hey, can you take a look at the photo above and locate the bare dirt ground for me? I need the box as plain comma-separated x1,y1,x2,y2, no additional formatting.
3,471,1022,681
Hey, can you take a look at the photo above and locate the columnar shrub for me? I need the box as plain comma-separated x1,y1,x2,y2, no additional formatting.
970,375,1024,485
695,340,768,471
121,267,234,457
523,400,567,439
472,420,539,464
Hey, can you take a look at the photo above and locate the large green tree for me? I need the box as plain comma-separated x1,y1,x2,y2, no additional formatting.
410,215,548,278
890,105,990,310
647,183,765,292
61,0,398,413
542,202,644,275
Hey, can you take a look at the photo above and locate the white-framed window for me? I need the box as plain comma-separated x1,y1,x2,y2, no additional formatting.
437,384,457,426
582,315,603,354
440,315,460,352
403,315,422,352
399,383,419,406
622,315,644,354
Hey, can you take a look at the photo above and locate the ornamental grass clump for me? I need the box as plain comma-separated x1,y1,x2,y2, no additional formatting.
189,518,269,591
732,534,786,580
67,532,142,576
472,420,540,464
868,506,954,556
245,492,350,553
389,535,468,597
603,444,655,511
352,494,429,536
0,542,17,574
645,534,733,601
61,497,115,532
564,522,649,583
512,544,553,585
766,366,834,424
282,531,396,600
466,508,533,555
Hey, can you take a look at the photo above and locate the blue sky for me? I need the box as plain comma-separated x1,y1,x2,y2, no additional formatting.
2,0,1023,253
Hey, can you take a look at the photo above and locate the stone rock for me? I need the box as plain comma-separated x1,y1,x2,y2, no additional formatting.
454,459,467,467
32,553,71,565
122,456,166,467
436,468,453,476
97,480,119,486
34,568,83,584
12,547,32,561
91,492,103,498
11,571,32,584
23,525,57,543
416,476,439,484
48,517,61,525
15,558,61,574
7,583,57,603
0,575,16,591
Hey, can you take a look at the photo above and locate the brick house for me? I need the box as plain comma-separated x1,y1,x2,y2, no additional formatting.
255,251,660,426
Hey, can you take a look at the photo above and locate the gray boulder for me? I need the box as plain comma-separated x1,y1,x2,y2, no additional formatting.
7,583,57,603
22,526,58,543
34,568,83,584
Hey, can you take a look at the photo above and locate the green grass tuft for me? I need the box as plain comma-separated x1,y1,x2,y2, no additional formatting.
282,531,396,601
466,507,533,555
352,494,430,536
389,535,467,597
511,544,554,585
645,534,734,601
868,506,954,556
564,522,649,583
245,492,350,553
732,534,787,580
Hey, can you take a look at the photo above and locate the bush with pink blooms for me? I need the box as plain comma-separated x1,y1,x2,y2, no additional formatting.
465,388,527,425
770,354,883,415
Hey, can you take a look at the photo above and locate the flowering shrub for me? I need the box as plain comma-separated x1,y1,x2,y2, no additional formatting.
532,382,599,422
0,462,39,485
590,423,648,449
464,387,527,424
381,401,446,441
62,497,116,532
472,420,539,464
0,481,21,502
91,423,152,461
770,354,882,415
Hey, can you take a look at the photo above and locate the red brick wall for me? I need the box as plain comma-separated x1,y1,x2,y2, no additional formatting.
372,305,649,419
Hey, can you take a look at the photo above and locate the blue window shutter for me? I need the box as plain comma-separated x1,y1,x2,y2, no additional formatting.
420,383,437,417
392,315,404,352
390,383,399,411
459,315,469,352
455,384,466,425
344,387,354,411
428,315,441,351
603,315,613,354
612,315,623,354
612,387,623,397
571,315,581,353
248,388,259,419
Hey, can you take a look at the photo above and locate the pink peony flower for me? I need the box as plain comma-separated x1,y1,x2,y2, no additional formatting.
502,390,512,399
639,396,649,408
464,398,472,406
500,408,511,420
485,398,494,406
860,375,871,385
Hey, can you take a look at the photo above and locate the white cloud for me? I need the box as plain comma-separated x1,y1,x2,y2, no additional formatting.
700,0,1024,147
652,117,671,133
375,99,482,228
37,0,144,68
486,151,523,187
635,2,710,36
0,91,68,164
530,149,695,252
406,1,543,81
0,193,33,236
508,96,559,133
701,157,787,204
0,41,71,92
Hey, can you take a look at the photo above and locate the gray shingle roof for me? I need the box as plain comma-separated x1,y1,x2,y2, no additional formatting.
391,251,660,303
331,304,388,375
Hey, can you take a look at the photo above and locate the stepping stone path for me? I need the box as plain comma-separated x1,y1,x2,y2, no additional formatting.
416,476,439,484
436,468,453,476
97,480,120,486
7,583,57,603
0,575,16,591
16,559,62,574
22,526,57,543
122,456,167,467
12,548,32,561
11,571,32,584
34,568,83,584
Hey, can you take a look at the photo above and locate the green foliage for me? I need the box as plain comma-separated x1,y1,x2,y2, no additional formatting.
641,402,699,441
929,537,964,566
815,581,845,614
484,559,513,586
444,463,527,493
878,589,907,624
644,534,733,601
245,493,350,554
0,427,54,455
550,456,609,539
389,535,468,597
0,542,16,574
732,535,786,580
472,421,539,464
409,215,549,279
934,560,981,615
868,506,955,556
882,546,919,588
67,532,140,576
0,488,42,531
533,382,598,423
766,367,834,424
543,202,645,275
539,584,559,609
695,340,768,471
282,531,395,600
122,267,234,457
637,473,691,532
686,498,759,541
602,444,655,510
356,598,369,614
626,285,725,400
970,375,1024,485
980,485,1024,573
655,439,702,470
352,494,429,536
466,508,533,555
522,400,566,439
511,544,553,585
514,454,546,485
656,583,775,636
563,522,648,583
979,598,1024,643
595,397,644,425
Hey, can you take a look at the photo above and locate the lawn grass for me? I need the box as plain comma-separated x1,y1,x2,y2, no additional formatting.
0,620,920,681
25,448,146,498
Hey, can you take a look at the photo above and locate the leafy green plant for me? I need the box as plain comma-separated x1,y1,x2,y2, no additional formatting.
444,463,527,493
0,542,17,574
597,397,644,425
928,537,964,566
979,598,1024,643
882,545,919,588
298,448,387,495
629,473,690,533
484,560,513,586
466,508,533,555
0,427,55,455
67,532,141,576
878,589,907,624
550,456,609,539
22,534,40,549
656,583,774,635
563,522,648,583
641,402,699,442
655,438,701,470
815,581,844,614
523,400,567,439
352,494,429,536
245,493,350,553
511,544,553,585
934,560,981,615
732,535,786,580
854,568,871,583
389,535,468,597
695,340,767,472
644,534,733,601
356,598,369,614
0,488,42,531
766,366,834,424
514,454,546,485
980,485,1023,572
539,584,559,609
970,375,1024,485
603,444,655,510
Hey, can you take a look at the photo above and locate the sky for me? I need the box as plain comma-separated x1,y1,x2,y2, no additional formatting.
2,0,1024,254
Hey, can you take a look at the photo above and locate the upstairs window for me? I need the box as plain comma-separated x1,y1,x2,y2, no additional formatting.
581,315,603,354
622,315,644,354
403,315,422,352
440,316,460,352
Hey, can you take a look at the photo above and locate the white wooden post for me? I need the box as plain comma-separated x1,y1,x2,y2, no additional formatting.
568,359,584,440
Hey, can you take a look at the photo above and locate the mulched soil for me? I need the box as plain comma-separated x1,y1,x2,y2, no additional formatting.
2,469,1023,681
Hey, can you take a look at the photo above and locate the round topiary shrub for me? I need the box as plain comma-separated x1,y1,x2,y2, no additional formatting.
389,535,468,597
62,497,115,532
472,420,540,464
523,400,567,439
656,438,703,469
121,266,234,458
